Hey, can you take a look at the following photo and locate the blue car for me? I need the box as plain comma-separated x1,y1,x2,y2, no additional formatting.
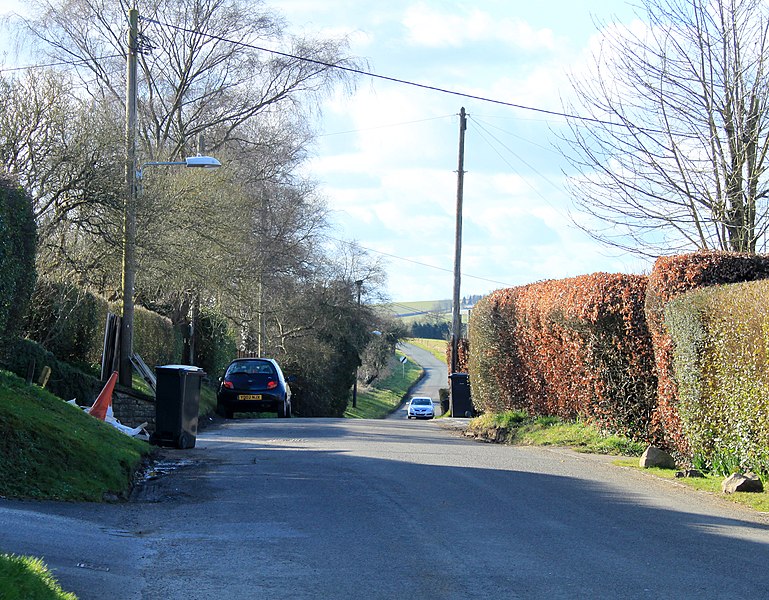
216,358,292,419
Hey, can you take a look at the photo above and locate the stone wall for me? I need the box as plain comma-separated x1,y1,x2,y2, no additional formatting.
112,387,156,431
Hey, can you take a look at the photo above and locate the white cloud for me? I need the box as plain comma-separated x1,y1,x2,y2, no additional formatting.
402,2,556,51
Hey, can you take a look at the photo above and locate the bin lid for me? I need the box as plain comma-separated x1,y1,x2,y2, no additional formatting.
156,364,205,373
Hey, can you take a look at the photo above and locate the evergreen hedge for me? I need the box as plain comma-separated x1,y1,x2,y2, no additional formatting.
0,177,36,356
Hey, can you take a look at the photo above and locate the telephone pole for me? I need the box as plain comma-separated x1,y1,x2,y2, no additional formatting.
451,107,467,375
120,7,139,386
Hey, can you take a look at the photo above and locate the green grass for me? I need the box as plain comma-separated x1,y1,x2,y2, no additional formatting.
405,337,448,364
467,411,647,456
345,352,423,419
0,370,152,501
0,554,77,600
613,458,769,513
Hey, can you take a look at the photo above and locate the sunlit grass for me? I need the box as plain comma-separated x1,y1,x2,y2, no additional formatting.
467,411,646,456
404,337,448,364
613,458,769,513
0,370,151,501
0,553,77,599
345,352,423,419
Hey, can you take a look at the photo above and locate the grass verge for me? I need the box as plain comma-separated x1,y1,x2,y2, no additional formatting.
613,458,769,513
345,351,423,419
404,337,448,364
467,410,769,513
466,411,647,456
0,369,152,501
0,554,77,600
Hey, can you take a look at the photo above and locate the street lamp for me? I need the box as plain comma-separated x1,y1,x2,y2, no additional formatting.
119,155,221,386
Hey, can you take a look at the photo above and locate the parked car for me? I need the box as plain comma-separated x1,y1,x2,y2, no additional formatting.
407,396,435,419
216,358,292,419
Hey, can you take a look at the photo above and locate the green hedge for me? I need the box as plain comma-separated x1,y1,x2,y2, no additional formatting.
0,177,36,354
23,278,183,371
2,338,100,403
196,306,237,377
666,280,769,476
645,251,769,455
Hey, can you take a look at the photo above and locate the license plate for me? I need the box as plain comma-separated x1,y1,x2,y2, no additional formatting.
237,394,262,401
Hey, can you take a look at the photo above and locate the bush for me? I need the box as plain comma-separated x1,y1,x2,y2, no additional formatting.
666,280,769,476
469,273,656,440
131,303,182,368
196,306,237,377
0,177,36,355
24,278,107,366
2,338,100,403
645,251,769,455
23,278,183,372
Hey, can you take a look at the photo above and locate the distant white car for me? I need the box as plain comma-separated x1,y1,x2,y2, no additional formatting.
407,396,435,419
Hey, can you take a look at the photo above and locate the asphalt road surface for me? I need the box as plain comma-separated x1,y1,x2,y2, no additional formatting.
2,418,769,599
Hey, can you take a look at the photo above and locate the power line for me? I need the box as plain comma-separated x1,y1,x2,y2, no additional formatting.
323,234,515,288
317,114,455,138
0,54,124,74
140,15,646,131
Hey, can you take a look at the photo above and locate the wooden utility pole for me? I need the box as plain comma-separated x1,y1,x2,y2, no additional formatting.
120,7,139,386
451,107,467,374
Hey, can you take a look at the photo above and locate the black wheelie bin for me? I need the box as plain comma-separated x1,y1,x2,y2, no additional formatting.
152,365,206,449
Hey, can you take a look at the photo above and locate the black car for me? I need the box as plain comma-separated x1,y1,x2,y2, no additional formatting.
216,358,292,419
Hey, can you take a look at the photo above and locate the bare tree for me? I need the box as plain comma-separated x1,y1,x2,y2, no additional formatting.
22,0,358,160
561,0,769,255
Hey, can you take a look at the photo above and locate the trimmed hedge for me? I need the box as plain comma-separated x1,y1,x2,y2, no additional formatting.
0,177,36,354
666,280,769,476
645,251,769,455
23,278,183,371
2,338,100,403
469,273,656,439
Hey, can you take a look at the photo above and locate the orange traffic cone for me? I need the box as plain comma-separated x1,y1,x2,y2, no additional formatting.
88,371,117,421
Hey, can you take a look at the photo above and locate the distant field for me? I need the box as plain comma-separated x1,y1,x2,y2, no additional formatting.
405,338,448,364
378,300,452,318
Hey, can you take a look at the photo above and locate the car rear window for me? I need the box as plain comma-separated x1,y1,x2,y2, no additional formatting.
226,361,276,378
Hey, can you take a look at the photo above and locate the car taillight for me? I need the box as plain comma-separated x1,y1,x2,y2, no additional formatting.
223,381,234,389
267,380,277,389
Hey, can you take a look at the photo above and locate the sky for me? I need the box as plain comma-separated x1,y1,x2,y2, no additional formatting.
264,0,652,302
0,0,652,303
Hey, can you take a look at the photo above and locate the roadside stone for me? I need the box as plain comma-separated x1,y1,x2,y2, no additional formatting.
675,469,704,478
721,473,764,494
639,445,677,469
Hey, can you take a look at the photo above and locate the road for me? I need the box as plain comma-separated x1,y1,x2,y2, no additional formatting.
2,418,769,599
390,341,448,418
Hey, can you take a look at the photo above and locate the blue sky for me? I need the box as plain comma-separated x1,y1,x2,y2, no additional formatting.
1,0,652,302
270,0,652,302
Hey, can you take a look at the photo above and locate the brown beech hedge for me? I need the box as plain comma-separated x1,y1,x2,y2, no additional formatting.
468,273,656,439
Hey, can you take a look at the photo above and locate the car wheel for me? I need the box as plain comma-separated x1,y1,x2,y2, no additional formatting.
278,401,286,418
285,402,292,418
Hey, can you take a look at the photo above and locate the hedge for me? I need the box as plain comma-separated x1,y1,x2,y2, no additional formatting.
645,251,769,455
2,338,100,403
666,280,769,476
0,177,36,355
469,273,656,439
23,278,183,374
